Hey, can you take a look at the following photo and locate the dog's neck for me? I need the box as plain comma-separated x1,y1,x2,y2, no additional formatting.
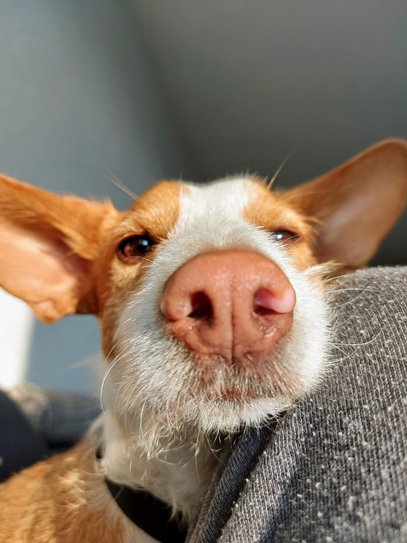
97,411,221,520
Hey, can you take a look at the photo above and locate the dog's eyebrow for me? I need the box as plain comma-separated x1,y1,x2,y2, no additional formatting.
267,148,296,190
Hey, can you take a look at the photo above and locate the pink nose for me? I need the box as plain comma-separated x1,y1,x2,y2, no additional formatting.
160,250,295,362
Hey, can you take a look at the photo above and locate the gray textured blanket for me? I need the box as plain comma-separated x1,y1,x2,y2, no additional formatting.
188,267,407,543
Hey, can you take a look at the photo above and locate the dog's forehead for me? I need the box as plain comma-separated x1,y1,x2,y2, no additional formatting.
179,177,254,222
129,176,294,237
180,177,298,230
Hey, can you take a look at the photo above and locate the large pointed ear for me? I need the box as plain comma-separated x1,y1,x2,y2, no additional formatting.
285,139,407,269
0,174,116,322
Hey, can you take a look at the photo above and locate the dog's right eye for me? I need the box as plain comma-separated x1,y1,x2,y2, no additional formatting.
269,230,299,243
117,235,153,263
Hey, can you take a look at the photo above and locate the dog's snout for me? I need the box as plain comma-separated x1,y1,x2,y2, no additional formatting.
160,250,295,362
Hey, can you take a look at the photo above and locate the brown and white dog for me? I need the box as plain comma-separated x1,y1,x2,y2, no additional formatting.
0,139,406,542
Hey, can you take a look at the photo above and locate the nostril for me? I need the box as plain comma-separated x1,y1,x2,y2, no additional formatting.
253,288,277,316
188,291,213,321
253,287,295,316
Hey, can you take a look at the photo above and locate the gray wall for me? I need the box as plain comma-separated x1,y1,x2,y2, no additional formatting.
133,0,407,264
0,1,194,394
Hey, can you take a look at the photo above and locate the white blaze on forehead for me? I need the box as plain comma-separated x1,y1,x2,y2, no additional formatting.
164,176,291,276
177,177,254,230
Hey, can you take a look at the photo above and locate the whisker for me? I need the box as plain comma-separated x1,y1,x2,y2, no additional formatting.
99,353,122,413
267,147,296,189
97,160,137,200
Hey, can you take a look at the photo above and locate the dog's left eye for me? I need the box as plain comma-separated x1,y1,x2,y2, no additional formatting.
269,230,299,243
117,235,154,263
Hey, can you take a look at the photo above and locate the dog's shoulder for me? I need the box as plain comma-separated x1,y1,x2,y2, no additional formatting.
0,438,135,542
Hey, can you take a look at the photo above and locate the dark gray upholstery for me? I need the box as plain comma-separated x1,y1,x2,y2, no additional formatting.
7,383,100,448
188,267,407,543
0,390,49,482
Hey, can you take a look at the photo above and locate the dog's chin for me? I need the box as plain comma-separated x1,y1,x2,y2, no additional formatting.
110,365,293,446
178,395,291,435
141,378,295,438
166,365,297,434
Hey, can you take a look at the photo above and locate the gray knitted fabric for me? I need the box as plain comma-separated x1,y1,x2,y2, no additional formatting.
188,267,407,543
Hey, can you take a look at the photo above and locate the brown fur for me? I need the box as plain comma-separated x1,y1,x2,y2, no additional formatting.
0,440,128,543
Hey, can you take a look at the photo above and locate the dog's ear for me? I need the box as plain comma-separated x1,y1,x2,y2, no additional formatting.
0,175,117,322
286,139,407,269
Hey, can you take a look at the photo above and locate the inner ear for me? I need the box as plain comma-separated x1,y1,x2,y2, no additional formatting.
0,174,117,323
284,139,407,269
0,219,96,323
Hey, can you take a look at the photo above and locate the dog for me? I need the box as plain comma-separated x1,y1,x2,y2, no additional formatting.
0,139,406,542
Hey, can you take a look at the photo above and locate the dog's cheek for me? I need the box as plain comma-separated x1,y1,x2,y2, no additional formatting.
98,256,152,359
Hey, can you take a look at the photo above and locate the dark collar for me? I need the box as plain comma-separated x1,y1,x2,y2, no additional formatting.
96,448,187,543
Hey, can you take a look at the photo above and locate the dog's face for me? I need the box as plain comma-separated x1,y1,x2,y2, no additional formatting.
108,177,327,436
1,140,406,440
